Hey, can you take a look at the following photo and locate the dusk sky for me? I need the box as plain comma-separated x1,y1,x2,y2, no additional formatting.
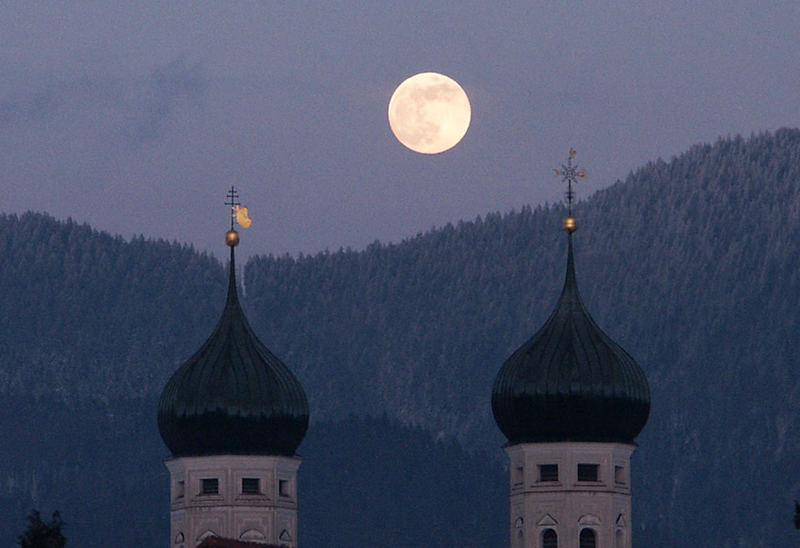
2,3,798,258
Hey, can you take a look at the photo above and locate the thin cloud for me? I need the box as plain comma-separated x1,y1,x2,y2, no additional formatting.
123,58,207,145
0,58,207,147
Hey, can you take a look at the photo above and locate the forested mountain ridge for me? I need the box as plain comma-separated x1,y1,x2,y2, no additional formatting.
245,128,800,545
0,212,226,399
247,129,800,444
1,129,800,545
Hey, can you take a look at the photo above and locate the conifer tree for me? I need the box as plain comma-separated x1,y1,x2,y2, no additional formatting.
17,510,66,548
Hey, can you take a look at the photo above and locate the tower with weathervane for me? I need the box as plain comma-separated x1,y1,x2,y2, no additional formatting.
158,188,309,547
491,151,650,548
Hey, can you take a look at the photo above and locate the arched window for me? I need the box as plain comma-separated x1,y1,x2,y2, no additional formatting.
616,529,625,548
579,528,596,548
542,528,557,548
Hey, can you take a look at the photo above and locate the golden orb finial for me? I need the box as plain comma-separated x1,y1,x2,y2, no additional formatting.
226,230,240,247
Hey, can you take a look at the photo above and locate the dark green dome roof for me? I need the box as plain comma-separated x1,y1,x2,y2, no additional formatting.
492,234,650,445
158,246,309,457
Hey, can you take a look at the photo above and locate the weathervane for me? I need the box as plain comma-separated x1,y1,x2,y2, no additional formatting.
224,186,252,247
554,148,586,215
553,147,586,234
553,148,586,233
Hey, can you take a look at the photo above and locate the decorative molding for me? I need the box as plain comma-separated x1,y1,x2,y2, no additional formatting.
197,530,217,542
239,529,266,541
537,514,558,526
578,514,601,526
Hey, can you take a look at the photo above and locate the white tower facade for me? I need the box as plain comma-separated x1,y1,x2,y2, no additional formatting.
166,455,300,547
505,442,634,548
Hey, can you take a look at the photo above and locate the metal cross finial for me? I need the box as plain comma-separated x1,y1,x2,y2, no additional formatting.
224,186,241,231
553,148,586,216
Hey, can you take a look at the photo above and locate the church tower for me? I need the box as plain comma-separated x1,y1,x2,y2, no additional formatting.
491,151,650,548
158,188,309,548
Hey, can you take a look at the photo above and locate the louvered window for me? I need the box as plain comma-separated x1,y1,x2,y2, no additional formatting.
615,465,626,484
538,464,558,482
201,478,219,495
242,477,260,494
577,463,599,482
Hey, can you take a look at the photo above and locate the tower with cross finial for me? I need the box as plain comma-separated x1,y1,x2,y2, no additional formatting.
492,151,650,548
158,188,309,547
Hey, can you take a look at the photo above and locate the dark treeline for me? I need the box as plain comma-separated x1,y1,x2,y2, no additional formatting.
2,129,800,545
0,397,505,547
300,415,506,547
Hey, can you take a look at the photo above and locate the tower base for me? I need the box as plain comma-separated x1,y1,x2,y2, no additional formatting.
166,454,300,548
505,442,635,548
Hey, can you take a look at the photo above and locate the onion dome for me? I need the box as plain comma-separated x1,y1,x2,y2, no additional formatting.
158,231,309,457
492,228,650,446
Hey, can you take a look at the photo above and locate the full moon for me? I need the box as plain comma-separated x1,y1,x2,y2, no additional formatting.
388,72,471,154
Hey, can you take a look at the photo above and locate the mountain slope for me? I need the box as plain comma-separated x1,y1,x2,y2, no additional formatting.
1,129,800,545
245,129,800,546
0,212,225,399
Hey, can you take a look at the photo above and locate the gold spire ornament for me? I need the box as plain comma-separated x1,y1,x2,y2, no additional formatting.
225,230,240,247
234,206,252,228
224,186,252,247
554,148,586,233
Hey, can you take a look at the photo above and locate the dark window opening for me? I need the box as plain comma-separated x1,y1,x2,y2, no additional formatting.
538,464,558,482
577,464,599,482
615,465,625,484
542,528,558,548
175,480,185,499
201,478,219,495
279,479,289,497
579,528,596,548
242,477,260,494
